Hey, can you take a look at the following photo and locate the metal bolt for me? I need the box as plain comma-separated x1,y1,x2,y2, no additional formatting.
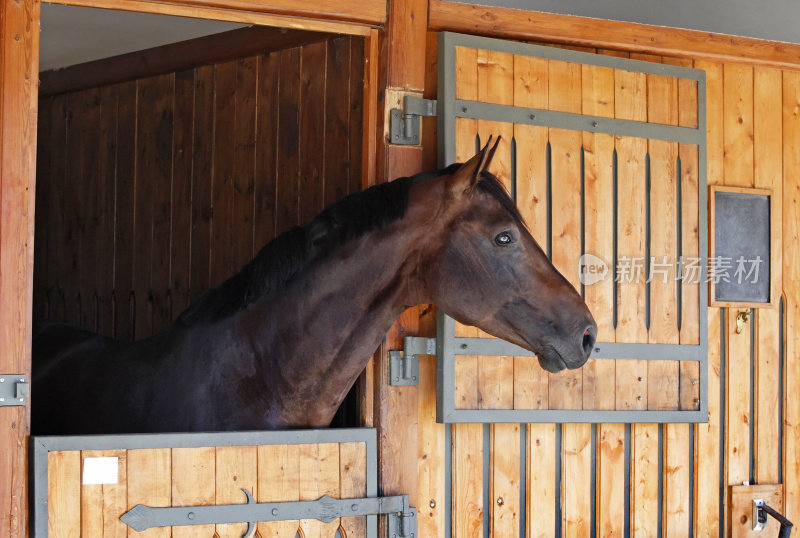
351,504,359,512
529,114,536,120
462,107,468,113
19,399,24,403
460,343,468,350
412,376,417,381
0,398,4,402
692,379,698,385
0,378,5,383
592,121,598,128
187,512,195,520
497,497,504,505
272,508,279,516
637,395,642,401
429,500,436,508
594,347,600,353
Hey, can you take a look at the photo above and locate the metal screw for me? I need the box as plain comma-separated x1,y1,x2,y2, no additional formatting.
0,398,4,402
462,107,468,113
412,376,417,381
692,379,698,385
19,399,24,403
460,344,468,350
351,504,359,512
497,497,504,505
187,512,195,520
272,508,279,516
637,395,643,401
429,500,436,508
529,114,536,120
0,378,5,383
592,121,598,128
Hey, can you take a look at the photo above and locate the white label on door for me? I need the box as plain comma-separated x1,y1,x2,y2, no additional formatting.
82,457,118,485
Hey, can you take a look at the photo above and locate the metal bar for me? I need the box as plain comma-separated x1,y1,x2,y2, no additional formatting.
455,100,704,145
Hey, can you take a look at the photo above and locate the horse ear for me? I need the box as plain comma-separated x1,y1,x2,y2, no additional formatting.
448,136,501,196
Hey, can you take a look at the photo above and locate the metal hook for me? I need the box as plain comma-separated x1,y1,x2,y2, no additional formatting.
241,489,257,538
735,310,751,334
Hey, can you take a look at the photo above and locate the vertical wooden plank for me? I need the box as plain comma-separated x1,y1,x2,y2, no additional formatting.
694,59,723,537
630,423,658,536
580,63,616,411
172,447,215,538
753,67,783,485
81,450,127,538
418,350,445,538
723,64,754,188
348,35,366,195
33,95,51,322
548,58,583,411
254,51,279,253
232,57,257,269
597,424,625,537
216,446,257,538
127,449,171,538
453,423,483,538
63,94,82,327
276,46,301,235
527,424,556,537
47,94,68,321
324,36,351,207
663,424,690,538
210,61,236,288
114,80,136,340
95,85,118,336
79,89,101,332
782,68,800,531
48,451,80,538
340,442,367,537
562,423,591,537
491,423,520,537
170,69,194,319
299,443,340,538
298,41,327,226
257,444,300,538
190,65,214,300
725,309,751,513
148,73,175,335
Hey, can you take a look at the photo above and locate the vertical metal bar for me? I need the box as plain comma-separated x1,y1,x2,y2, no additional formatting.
613,149,619,329
547,141,553,260
555,424,562,537
581,146,586,299
657,425,664,538
483,423,491,538
445,423,453,538
438,32,456,168
779,296,785,482
750,308,756,484
645,152,652,332
689,423,696,536
624,424,632,538
511,137,518,202
697,73,709,422
676,155,683,332
437,311,456,422
590,423,597,538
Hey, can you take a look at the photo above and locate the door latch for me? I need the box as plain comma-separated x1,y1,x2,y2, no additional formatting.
0,375,29,406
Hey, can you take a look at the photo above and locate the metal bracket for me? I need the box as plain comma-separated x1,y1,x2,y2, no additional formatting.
0,374,28,406
121,489,417,538
389,96,437,146
389,337,436,386
753,499,794,536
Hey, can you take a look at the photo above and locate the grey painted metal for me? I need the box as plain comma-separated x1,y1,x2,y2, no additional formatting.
121,490,415,538
389,350,419,386
390,96,438,146
436,31,708,424
0,374,28,406
31,428,380,538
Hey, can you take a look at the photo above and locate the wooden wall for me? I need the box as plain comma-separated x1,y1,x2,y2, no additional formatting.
396,33,799,537
34,34,365,341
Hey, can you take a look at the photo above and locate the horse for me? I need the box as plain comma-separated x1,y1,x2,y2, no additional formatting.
31,138,597,434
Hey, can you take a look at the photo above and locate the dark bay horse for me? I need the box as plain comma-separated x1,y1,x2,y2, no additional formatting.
32,139,596,434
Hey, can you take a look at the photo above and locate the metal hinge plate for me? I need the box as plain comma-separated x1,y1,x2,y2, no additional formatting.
389,337,436,386
389,96,437,146
0,374,29,406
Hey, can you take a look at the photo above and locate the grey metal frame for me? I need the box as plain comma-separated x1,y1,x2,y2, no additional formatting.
31,428,379,537
436,31,708,424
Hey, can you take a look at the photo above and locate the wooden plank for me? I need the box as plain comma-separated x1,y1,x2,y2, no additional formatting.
254,51,279,252
48,451,81,538
527,424,556,537
386,0,427,91
113,80,136,339
172,447,215,538
323,37,352,206
428,0,800,70
725,309,750,488
80,450,127,538
170,69,194,319
232,56,257,269
630,423,658,537
491,424,520,536
580,62,616,411
216,445,258,538
210,61,236,288
298,41,327,226
127,449,171,538
276,46,301,235
561,423,591,537
663,424,690,537
452,423,483,538
299,443,340,538
189,65,215,300
418,351,446,537
257,444,300,538
782,70,800,528
340,442,367,537
597,424,625,537
33,95,51,322
349,35,366,195
547,57,583,411
78,88,101,332
753,67,783,485
723,64,754,189
95,86,118,336
62,93,82,327
45,94,68,322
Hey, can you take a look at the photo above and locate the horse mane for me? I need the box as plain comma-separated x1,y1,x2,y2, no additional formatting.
175,163,519,326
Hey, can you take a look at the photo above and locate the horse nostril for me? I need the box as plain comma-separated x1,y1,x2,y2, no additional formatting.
582,327,596,358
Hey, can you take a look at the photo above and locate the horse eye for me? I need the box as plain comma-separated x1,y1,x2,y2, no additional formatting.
495,232,514,246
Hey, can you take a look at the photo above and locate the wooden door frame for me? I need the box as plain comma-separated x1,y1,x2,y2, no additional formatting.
0,1,379,535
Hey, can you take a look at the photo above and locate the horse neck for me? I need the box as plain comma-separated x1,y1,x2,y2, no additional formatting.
238,213,429,427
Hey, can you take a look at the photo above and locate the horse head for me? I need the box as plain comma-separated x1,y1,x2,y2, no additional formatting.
415,138,597,373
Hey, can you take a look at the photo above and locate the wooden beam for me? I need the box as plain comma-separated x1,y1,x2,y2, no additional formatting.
40,26,335,96
429,0,800,70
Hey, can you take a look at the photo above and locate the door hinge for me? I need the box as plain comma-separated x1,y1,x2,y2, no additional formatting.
0,374,29,406
122,489,417,538
389,337,436,386
389,96,437,146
